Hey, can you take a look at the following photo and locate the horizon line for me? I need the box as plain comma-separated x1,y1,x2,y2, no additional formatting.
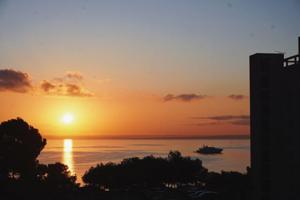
44,134,250,140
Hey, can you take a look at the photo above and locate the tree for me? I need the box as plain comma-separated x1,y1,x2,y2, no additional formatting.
0,118,46,180
83,151,208,190
166,151,207,184
42,162,77,189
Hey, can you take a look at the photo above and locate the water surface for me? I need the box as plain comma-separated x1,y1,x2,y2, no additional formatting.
38,139,250,183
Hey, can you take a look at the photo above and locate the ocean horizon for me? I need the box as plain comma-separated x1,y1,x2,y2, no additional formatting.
43,135,250,140
38,138,250,184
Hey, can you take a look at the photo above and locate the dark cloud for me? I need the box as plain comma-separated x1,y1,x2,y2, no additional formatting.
163,93,207,102
0,69,93,97
198,115,249,121
40,71,93,97
0,69,32,93
65,83,92,97
191,115,250,126
40,80,93,97
191,122,221,126
228,94,247,100
40,80,55,92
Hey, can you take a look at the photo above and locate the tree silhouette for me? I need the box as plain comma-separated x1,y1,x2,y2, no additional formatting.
0,118,46,180
166,151,207,184
40,162,78,190
83,151,207,190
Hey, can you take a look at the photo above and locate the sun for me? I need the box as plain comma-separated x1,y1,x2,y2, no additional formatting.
61,113,74,124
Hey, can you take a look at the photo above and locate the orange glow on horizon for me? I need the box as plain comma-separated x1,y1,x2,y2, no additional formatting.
0,92,249,138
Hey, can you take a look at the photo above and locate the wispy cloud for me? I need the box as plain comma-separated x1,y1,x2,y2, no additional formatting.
228,94,248,100
163,93,207,102
188,121,221,126
0,69,32,93
191,115,250,126
192,115,249,121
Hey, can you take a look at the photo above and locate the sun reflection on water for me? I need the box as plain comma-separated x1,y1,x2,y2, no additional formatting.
63,139,74,175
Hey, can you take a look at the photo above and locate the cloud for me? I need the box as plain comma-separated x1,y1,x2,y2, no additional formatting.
194,115,249,121
65,83,93,97
40,80,55,92
40,78,93,97
0,69,93,97
65,71,83,81
0,69,32,93
163,93,207,102
190,122,221,126
191,115,250,126
228,94,247,100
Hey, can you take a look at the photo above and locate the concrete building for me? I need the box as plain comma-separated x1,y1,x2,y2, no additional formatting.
250,37,300,200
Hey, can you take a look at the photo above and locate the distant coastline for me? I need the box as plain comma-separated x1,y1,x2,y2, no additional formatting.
44,134,250,140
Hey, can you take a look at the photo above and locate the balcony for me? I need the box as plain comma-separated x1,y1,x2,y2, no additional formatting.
284,54,300,67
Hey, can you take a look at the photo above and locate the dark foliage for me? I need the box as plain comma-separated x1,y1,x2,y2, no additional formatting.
83,151,207,189
36,162,78,189
0,118,78,200
0,118,46,180
203,171,251,200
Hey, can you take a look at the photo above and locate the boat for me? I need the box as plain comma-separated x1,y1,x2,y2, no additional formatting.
196,145,223,154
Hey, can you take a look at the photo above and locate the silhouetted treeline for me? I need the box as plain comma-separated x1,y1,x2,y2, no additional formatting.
82,151,251,200
0,118,251,200
83,151,207,189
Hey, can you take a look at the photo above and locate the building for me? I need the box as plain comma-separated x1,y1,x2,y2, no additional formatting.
250,37,300,200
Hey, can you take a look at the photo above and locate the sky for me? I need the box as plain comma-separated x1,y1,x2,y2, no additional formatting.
0,0,299,138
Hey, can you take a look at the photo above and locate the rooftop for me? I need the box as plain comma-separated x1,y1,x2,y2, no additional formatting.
284,37,300,67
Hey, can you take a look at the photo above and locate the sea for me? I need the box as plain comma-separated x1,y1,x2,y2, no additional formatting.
38,139,250,184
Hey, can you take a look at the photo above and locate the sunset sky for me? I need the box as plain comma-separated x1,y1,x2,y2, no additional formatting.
0,0,299,138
